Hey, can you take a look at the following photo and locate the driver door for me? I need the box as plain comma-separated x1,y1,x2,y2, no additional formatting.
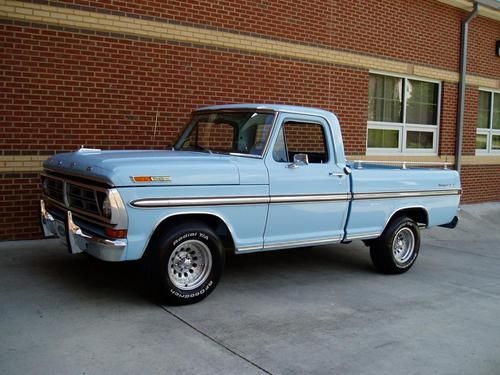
263,113,349,249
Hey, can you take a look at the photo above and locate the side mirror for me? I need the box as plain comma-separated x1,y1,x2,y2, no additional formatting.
288,153,309,169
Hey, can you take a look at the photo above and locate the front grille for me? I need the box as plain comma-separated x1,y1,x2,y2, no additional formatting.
44,177,64,202
67,184,101,215
42,174,107,221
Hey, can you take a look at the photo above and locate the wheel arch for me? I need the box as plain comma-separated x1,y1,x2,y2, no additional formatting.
363,206,427,248
143,212,236,258
384,206,429,231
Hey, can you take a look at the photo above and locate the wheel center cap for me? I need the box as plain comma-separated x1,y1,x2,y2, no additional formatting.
174,252,192,272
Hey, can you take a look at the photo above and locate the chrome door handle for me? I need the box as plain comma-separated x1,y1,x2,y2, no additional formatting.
329,172,344,177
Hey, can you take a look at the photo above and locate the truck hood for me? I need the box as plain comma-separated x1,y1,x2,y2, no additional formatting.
43,149,240,186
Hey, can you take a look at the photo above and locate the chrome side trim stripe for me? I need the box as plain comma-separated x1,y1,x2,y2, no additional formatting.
263,236,342,250
131,196,269,208
131,194,349,208
353,189,461,200
270,194,349,203
344,232,381,241
130,189,460,208
237,236,342,253
237,245,263,252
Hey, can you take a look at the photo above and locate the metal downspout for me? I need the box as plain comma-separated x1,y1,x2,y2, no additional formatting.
455,2,479,174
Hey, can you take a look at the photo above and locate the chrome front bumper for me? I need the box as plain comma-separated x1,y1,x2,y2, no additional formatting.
40,200,127,261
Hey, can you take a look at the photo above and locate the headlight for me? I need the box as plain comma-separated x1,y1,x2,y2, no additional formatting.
102,195,112,219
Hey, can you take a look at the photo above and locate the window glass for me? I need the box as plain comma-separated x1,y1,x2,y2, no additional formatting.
367,74,439,154
493,93,500,130
406,80,438,125
477,91,491,129
367,128,399,148
368,74,403,123
476,134,487,150
406,131,433,149
176,112,274,156
272,128,288,162
273,122,327,163
196,122,235,152
492,135,500,150
475,91,500,153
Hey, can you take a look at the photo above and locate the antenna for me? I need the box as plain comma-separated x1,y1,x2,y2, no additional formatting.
152,104,160,148
328,0,333,110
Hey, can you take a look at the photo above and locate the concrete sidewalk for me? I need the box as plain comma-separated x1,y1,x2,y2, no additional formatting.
1,203,500,375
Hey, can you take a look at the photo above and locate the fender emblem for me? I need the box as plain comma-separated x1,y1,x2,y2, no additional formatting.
131,176,171,183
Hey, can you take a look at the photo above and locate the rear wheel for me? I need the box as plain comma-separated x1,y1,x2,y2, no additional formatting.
370,216,420,274
145,221,225,305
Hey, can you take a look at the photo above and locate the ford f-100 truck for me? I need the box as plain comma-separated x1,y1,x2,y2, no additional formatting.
40,104,460,304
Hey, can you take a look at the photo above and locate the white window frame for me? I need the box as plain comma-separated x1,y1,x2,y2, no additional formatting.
367,71,441,156
476,88,500,155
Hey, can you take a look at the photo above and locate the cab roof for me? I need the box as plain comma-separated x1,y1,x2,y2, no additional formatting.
195,103,334,117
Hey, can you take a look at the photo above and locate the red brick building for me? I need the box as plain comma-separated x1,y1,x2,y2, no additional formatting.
1,0,499,240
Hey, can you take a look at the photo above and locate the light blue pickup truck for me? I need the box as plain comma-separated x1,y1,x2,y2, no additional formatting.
40,104,460,304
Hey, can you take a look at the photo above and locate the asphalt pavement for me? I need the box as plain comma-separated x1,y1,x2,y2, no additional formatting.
1,202,499,375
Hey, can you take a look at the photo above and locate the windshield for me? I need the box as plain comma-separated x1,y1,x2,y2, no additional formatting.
174,111,275,157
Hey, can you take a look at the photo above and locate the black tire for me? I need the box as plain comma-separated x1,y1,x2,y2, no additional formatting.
145,221,225,305
370,216,420,274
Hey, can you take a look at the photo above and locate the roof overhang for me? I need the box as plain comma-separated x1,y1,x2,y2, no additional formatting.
438,0,500,21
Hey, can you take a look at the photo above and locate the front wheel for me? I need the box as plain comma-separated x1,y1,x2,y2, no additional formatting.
146,221,225,305
370,216,420,274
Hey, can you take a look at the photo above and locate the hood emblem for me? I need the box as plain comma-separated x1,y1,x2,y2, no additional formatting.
131,176,171,183
58,161,63,166
70,162,77,167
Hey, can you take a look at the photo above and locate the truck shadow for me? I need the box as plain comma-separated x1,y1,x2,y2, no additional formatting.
20,247,148,304
18,240,373,304
225,243,373,277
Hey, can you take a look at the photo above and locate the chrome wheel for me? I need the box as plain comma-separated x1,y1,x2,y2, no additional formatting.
392,227,415,265
168,239,212,291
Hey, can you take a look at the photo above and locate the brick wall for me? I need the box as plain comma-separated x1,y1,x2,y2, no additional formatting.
462,87,480,156
468,16,500,78
439,82,458,156
0,173,41,240
0,21,368,240
1,0,499,240
1,23,368,154
49,0,499,77
461,165,500,203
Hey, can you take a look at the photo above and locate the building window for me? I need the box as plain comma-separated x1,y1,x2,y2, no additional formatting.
476,90,500,154
367,73,440,155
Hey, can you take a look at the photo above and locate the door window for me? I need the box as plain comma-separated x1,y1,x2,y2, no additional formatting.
273,122,328,164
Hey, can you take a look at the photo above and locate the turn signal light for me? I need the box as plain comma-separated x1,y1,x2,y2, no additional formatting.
105,228,128,238
132,176,153,182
